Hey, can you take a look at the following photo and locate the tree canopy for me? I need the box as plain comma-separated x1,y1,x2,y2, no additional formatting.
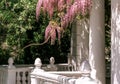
0,0,70,64
0,0,111,64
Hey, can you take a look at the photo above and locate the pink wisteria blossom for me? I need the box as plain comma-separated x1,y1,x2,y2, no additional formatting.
36,0,92,44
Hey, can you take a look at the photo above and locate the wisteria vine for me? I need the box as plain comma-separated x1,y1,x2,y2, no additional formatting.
36,0,92,45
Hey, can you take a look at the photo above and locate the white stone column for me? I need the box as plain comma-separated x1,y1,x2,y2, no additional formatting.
71,18,89,70
89,0,105,84
111,0,120,84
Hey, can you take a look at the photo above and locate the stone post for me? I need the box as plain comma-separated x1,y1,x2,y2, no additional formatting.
89,0,105,84
30,58,44,84
7,57,16,84
111,0,120,84
47,57,57,71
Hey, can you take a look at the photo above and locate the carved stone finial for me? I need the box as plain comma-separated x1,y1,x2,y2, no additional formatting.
46,57,57,71
50,57,55,65
34,58,42,69
8,57,15,69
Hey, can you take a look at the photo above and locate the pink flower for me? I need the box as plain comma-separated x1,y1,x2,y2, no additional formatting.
36,0,92,44
58,0,65,11
36,0,43,21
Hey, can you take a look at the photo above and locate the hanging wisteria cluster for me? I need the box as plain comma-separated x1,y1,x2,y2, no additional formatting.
36,0,92,44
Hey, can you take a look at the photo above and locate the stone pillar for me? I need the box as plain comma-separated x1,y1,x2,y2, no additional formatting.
7,57,16,84
111,0,120,84
31,58,44,84
89,0,105,84
71,18,89,70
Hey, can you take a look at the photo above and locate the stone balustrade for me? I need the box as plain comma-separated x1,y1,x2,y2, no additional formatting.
31,58,77,84
0,57,32,84
0,57,98,84
31,58,98,84
0,57,74,84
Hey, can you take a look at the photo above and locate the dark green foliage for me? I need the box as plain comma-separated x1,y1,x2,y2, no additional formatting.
105,0,111,62
105,0,111,83
0,0,111,65
0,0,70,64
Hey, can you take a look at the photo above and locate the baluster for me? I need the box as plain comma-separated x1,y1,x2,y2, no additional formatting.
22,71,26,84
16,71,21,84
20,72,23,84
25,71,28,84
27,71,31,84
